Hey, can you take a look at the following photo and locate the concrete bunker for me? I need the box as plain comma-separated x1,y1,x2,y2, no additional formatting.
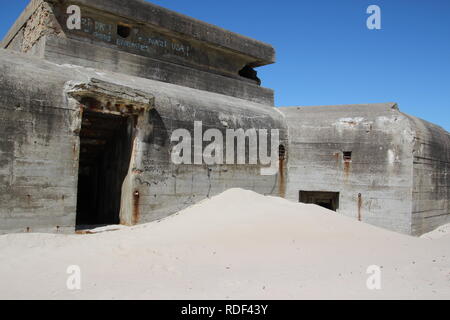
281,103,450,235
0,0,447,237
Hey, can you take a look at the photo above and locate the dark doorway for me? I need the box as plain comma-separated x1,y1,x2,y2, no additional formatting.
76,111,134,230
300,191,340,211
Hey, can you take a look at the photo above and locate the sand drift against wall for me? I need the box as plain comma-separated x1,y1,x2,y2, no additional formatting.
0,189,448,299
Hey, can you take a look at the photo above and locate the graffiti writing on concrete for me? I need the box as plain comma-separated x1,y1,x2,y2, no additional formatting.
76,16,192,57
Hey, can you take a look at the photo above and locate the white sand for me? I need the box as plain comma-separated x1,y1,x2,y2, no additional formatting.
421,224,450,240
0,189,448,300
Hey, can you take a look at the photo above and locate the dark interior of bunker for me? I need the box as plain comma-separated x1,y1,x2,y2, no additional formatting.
300,191,340,212
76,110,134,230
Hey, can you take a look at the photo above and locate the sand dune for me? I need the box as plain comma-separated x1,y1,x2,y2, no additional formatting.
0,189,448,300
421,224,450,240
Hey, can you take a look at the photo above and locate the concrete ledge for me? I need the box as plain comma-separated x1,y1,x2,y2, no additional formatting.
280,103,399,115
44,36,275,105
60,0,275,66
2,0,275,67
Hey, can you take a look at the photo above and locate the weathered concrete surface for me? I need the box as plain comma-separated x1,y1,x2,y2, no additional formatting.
280,104,450,235
0,50,78,234
3,0,274,62
1,0,448,237
403,115,450,235
2,0,274,104
0,49,286,234
1,0,46,51
40,35,274,105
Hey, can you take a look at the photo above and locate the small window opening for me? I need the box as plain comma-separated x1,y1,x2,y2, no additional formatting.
239,65,261,86
279,145,286,160
300,191,340,212
117,24,131,38
343,151,352,162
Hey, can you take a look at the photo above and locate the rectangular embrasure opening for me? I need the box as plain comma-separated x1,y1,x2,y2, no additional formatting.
300,191,340,212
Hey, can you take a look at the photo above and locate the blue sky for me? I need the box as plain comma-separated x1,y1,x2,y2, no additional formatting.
1,0,449,130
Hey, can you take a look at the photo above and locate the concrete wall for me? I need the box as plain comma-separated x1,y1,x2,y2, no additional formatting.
0,49,286,234
280,104,416,234
0,51,78,234
405,115,450,235
41,35,274,105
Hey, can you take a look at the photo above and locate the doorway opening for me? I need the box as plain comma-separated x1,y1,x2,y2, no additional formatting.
300,191,340,211
76,110,134,230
